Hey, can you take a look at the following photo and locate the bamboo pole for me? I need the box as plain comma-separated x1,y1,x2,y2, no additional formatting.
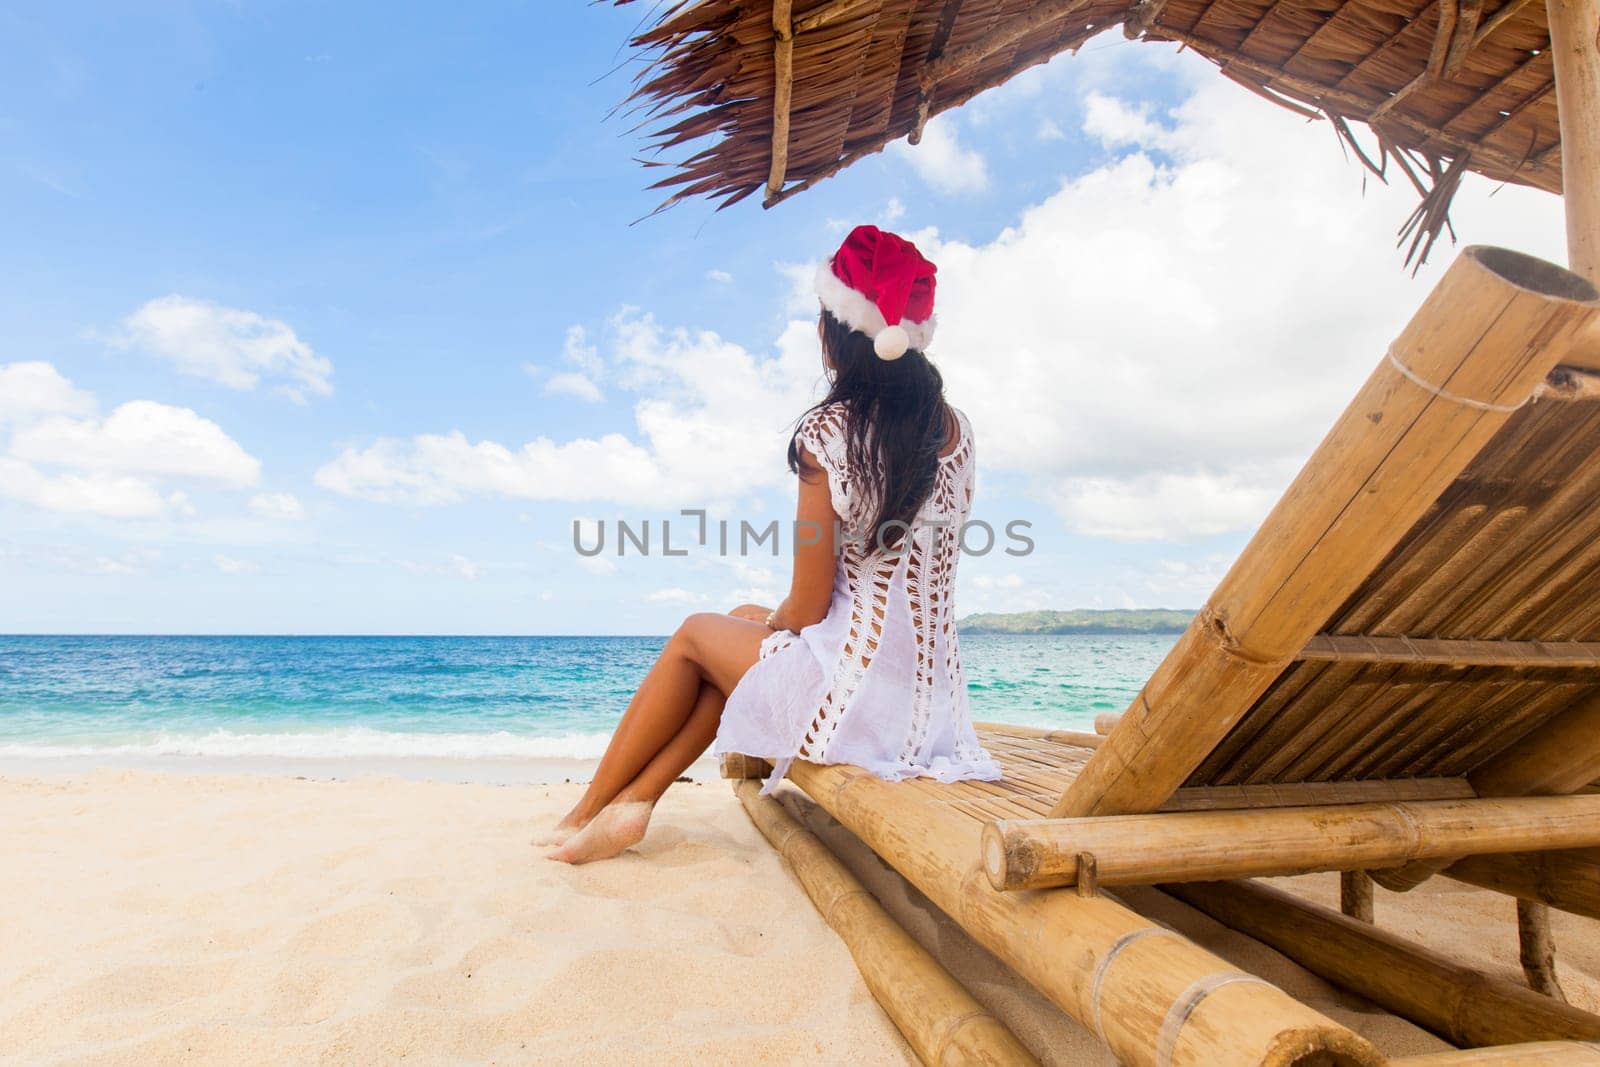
793,0,879,33
1520,899,1568,1000
1447,847,1600,919
983,795,1600,892
1093,712,1122,735
720,752,773,779
1162,879,1600,1047
1391,1042,1600,1064
1057,247,1600,819
1340,871,1375,923
920,0,1092,88
733,781,1040,1067
973,721,1102,749
765,0,794,200
789,761,1383,1067
1548,0,1600,282
1374,684,1600,894
1122,0,1171,37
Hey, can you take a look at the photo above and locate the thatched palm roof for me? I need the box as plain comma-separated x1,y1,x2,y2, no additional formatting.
615,0,1562,260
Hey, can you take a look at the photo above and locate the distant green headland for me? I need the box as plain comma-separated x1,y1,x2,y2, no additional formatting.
958,609,1194,635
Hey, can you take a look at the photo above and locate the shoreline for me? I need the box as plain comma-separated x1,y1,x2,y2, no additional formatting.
0,753,719,785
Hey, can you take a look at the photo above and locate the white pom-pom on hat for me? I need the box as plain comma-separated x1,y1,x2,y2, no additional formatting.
874,324,910,361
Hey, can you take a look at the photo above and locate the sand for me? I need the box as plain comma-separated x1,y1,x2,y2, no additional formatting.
4,767,1599,1065
0,769,912,1066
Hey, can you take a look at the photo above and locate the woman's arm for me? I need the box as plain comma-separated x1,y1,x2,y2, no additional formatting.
768,444,839,633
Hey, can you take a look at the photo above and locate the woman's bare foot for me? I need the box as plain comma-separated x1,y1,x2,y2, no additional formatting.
530,810,588,848
544,800,654,864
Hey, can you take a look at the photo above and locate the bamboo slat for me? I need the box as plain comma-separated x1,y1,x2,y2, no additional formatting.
1297,635,1600,667
1163,879,1600,1047
983,795,1600,891
733,781,1041,1066
1058,247,1600,818
1163,777,1475,811
1470,689,1600,795
790,760,1382,1067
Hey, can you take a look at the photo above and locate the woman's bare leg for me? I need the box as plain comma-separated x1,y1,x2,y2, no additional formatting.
533,625,702,845
536,613,767,848
543,682,726,863
543,613,767,862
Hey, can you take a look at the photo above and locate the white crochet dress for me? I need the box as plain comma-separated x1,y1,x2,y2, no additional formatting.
716,402,1001,795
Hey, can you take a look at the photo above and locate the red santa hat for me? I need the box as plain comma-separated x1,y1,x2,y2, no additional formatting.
814,225,937,361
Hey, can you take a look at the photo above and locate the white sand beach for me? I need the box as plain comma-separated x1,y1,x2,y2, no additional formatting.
4,767,1599,1064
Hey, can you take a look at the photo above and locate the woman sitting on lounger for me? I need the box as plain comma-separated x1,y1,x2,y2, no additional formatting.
539,225,1000,864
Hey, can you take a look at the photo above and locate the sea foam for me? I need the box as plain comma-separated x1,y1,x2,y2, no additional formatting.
0,728,615,761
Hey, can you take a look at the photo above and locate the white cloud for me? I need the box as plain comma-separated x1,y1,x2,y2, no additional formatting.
531,324,606,403
0,458,173,519
112,295,333,403
0,362,263,520
0,362,96,425
881,197,906,223
311,45,1567,553
973,574,1025,590
214,553,260,575
1036,118,1066,142
893,115,989,195
544,371,604,403
706,269,734,284
316,312,823,508
1141,555,1232,604
11,401,261,488
1082,93,1177,152
910,51,1566,540
247,491,305,521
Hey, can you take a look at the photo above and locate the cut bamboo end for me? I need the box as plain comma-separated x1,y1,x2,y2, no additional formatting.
1093,712,1122,735
719,752,772,780
734,780,1041,1067
1164,879,1600,1048
986,795,1600,892
1391,1042,1600,1064
1059,246,1600,820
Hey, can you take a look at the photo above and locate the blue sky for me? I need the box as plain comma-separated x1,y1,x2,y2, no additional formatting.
0,3,1570,634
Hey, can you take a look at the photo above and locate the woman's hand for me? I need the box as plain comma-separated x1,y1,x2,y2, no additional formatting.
728,603,775,625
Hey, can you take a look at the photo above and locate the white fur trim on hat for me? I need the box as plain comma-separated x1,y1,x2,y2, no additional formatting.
814,260,935,352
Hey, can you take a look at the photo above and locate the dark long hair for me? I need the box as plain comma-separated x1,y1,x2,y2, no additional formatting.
789,311,950,548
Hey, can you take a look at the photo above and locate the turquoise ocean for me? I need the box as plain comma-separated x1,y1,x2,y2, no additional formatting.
0,634,1175,763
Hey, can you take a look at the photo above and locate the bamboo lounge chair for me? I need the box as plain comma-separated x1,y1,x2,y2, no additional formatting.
727,243,1600,1065
610,0,1600,1057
